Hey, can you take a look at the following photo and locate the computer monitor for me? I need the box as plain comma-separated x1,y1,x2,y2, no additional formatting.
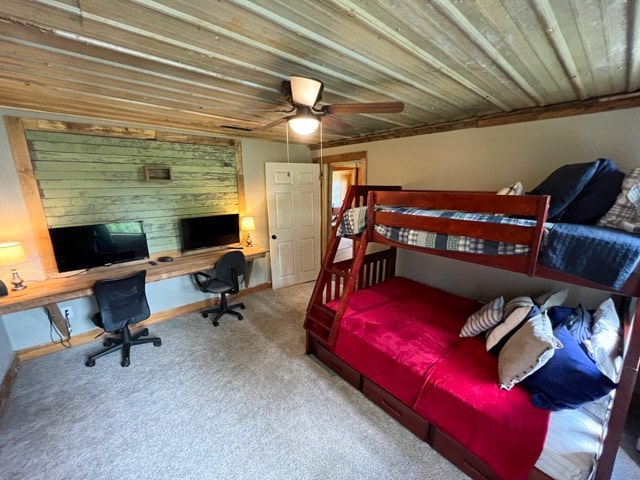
180,213,240,252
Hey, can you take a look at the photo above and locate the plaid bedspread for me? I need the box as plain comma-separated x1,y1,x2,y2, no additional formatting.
337,205,535,255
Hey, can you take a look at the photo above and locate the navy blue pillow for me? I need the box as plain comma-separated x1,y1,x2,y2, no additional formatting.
559,158,625,224
547,305,592,343
530,162,600,221
521,327,616,411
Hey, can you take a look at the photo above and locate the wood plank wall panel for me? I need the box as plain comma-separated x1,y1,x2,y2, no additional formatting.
25,131,239,253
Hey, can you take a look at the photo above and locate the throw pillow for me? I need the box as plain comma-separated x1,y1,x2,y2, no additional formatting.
521,327,616,410
498,311,561,390
547,304,592,344
582,298,622,382
533,289,569,312
597,167,640,229
560,158,625,224
460,297,504,337
486,305,531,354
503,296,534,319
529,161,600,221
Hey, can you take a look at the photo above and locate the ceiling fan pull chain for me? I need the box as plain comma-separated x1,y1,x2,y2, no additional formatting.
286,123,290,164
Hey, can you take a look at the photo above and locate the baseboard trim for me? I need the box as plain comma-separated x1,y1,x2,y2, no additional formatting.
0,355,20,417
17,282,272,362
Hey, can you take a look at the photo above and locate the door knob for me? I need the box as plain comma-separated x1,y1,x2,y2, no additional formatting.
271,234,277,239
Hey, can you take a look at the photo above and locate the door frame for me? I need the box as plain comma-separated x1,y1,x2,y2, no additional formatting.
313,151,367,256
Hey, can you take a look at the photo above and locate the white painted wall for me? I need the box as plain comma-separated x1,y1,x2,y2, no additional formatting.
0,110,311,358
320,107,640,307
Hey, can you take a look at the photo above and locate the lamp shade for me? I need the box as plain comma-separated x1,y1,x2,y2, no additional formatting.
0,242,27,266
288,116,320,135
241,217,256,231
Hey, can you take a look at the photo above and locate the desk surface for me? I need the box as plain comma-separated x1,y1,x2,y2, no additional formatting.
0,245,268,315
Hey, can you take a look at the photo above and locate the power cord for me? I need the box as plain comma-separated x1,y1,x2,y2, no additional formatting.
45,306,72,348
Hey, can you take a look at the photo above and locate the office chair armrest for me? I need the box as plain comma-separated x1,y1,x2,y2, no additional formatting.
193,271,213,290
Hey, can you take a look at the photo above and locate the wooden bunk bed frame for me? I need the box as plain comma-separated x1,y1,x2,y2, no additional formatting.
305,185,640,480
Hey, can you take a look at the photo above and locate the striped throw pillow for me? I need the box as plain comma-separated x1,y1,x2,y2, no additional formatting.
460,297,504,337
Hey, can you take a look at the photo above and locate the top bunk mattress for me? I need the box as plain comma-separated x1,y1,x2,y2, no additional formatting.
337,205,640,289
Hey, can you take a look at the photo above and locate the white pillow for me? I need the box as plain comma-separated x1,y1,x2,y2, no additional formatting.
460,297,504,337
583,298,622,382
498,312,562,390
534,289,569,312
497,182,524,195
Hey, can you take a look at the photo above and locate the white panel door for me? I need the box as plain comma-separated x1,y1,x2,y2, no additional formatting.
266,162,321,289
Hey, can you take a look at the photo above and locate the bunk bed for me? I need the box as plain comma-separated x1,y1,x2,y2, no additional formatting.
304,185,640,480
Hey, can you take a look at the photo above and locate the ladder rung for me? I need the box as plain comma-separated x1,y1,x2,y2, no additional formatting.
325,267,349,278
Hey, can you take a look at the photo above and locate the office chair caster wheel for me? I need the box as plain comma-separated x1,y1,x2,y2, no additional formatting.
212,321,219,327
121,359,130,367
103,339,111,347
202,313,209,318
141,328,149,336
153,339,162,347
238,315,243,321
85,360,96,367
240,304,246,310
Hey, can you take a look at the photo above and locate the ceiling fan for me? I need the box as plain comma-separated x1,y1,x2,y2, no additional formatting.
257,75,404,135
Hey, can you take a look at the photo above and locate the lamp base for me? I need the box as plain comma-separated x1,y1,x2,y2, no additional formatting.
10,269,26,291
245,233,253,247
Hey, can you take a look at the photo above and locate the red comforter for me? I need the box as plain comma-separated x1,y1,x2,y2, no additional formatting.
328,276,550,480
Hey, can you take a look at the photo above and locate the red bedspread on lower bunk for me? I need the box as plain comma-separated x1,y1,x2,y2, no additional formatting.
327,276,550,479
415,337,550,480
332,276,479,405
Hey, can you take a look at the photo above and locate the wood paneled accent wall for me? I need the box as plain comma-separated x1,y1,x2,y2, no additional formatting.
6,117,244,275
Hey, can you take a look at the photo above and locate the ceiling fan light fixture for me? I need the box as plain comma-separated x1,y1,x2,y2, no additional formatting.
288,115,320,135
290,76,323,107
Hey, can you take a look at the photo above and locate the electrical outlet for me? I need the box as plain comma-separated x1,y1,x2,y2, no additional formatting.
62,306,74,319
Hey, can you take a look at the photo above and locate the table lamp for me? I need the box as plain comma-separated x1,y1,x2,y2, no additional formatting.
0,242,28,291
240,217,256,247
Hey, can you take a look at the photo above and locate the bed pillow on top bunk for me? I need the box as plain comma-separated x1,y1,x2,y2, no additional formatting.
496,182,524,195
497,308,561,390
520,327,616,410
559,158,625,224
460,296,504,337
529,161,600,221
582,298,622,383
597,167,640,231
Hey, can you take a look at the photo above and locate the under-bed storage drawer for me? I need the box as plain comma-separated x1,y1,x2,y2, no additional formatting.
430,427,497,480
316,344,362,389
362,378,430,440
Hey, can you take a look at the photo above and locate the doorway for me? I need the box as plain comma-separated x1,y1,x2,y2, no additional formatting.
315,152,367,262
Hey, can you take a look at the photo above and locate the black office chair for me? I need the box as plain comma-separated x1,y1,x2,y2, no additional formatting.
193,251,246,327
85,270,161,367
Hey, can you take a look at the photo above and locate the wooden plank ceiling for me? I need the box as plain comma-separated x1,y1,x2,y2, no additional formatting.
0,0,637,145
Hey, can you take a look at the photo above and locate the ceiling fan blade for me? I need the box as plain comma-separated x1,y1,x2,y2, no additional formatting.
255,117,289,131
290,76,323,107
321,115,353,134
322,102,404,115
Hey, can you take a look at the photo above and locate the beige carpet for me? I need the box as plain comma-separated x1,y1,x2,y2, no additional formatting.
0,281,638,479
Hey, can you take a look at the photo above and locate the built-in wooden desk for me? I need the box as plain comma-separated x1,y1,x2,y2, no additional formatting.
0,245,268,324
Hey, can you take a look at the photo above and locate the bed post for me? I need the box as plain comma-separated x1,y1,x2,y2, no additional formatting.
594,296,640,479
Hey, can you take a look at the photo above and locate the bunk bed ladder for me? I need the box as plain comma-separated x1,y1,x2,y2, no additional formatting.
304,185,401,346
